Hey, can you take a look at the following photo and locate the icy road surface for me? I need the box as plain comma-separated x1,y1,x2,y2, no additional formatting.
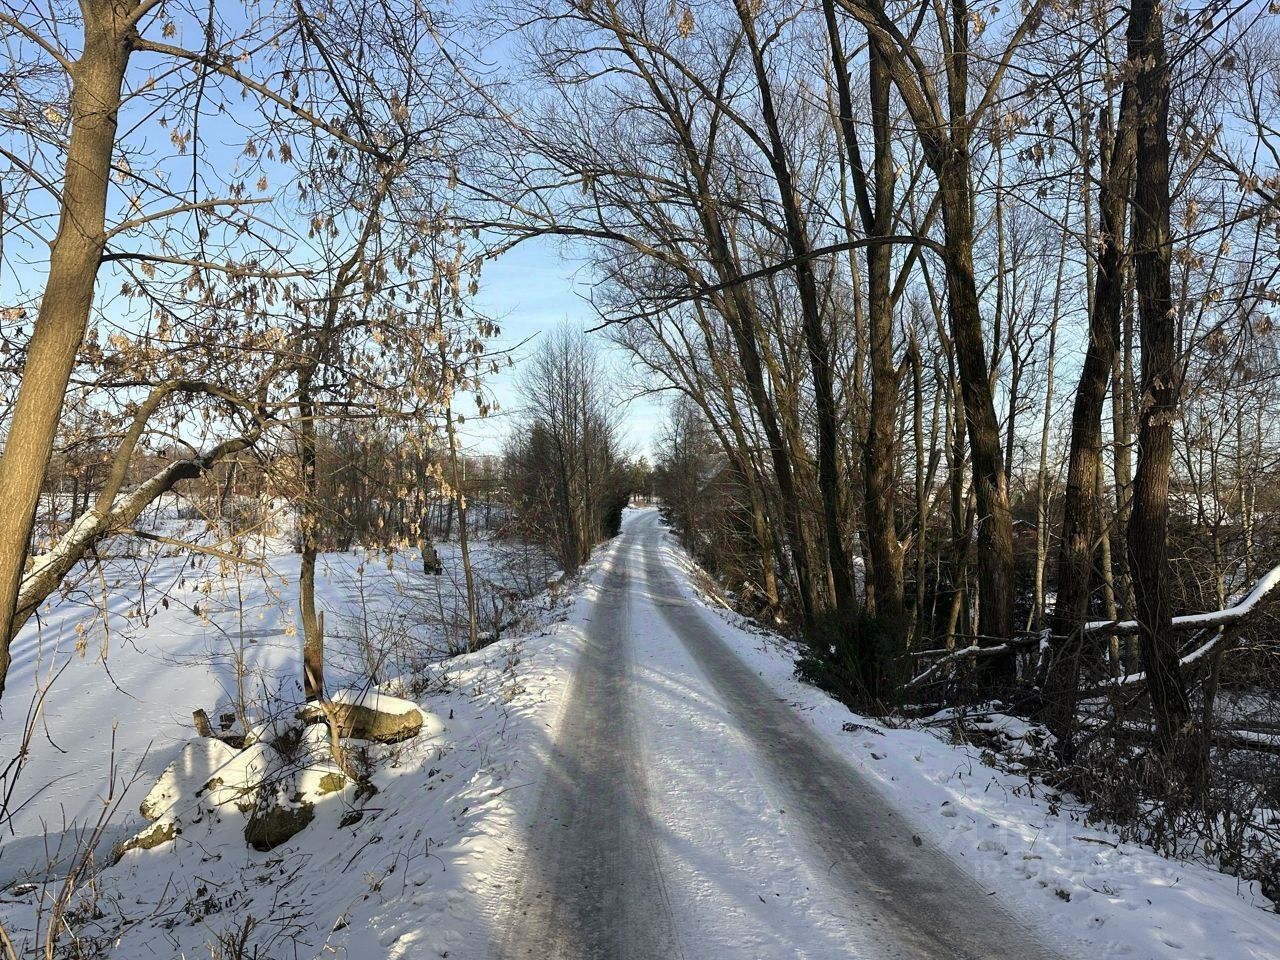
494,510,1065,959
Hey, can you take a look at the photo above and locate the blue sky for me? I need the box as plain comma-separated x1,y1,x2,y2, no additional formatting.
461,236,666,461
0,3,663,466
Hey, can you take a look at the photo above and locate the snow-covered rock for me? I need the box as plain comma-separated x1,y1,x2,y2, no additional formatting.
298,689,440,743
200,742,275,812
138,738,242,821
130,729,350,860
115,819,180,858
244,778,318,851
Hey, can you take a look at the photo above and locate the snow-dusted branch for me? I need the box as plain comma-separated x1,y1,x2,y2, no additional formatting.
906,633,1043,688
907,564,1280,690
12,429,263,640
1083,563,1280,639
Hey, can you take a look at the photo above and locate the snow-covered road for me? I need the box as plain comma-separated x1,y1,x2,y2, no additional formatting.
493,510,1063,959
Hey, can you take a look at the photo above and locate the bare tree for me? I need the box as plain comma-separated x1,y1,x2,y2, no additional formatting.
0,0,413,697
506,326,627,575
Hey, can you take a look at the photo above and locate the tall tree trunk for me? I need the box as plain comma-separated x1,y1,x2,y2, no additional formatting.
736,0,859,636
937,150,1016,661
1125,0,1193,754
705,334,781,610
859,49,907,675
1032,209,1069,631
0,5,132,696
446,401,478,652
1113,260,1138,629
1041,85,1136,743
1096,467,1121,673
715,256,823,622
298,367,325,702
909,335,939,644
825,1,905,689
619,35,825,622
833,0,1020,677
943,348,971,649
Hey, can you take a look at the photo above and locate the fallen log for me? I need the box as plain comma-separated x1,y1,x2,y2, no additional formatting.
1087,622,1250,691
1078,716,1280,756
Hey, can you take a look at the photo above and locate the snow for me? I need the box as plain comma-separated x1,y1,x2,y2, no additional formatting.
19,509,103,585
0,567,578,957
0,506,1275,958
0,529,549,887
1086,562,1280,688
136,738,251,821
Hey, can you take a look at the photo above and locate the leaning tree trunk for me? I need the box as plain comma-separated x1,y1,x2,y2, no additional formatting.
1125,0,1193,754
721,394,780,612
825,0,907,681
936,149,1016,671
1041,85,1136,748
646,60,825,624
735,0,859,639
706,342,781,611
715,251,823,623
832,0,1030,684
0,5,132,698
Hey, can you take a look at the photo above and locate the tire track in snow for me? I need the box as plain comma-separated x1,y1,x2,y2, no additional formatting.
635,511,1064,960
494,539,684,960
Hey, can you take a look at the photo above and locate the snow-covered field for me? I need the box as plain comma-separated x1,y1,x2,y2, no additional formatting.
0,527,553,886
0,527,582,957
0,508,1276,958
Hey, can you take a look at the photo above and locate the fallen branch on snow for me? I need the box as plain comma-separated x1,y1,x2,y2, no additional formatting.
906,633,1044,688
